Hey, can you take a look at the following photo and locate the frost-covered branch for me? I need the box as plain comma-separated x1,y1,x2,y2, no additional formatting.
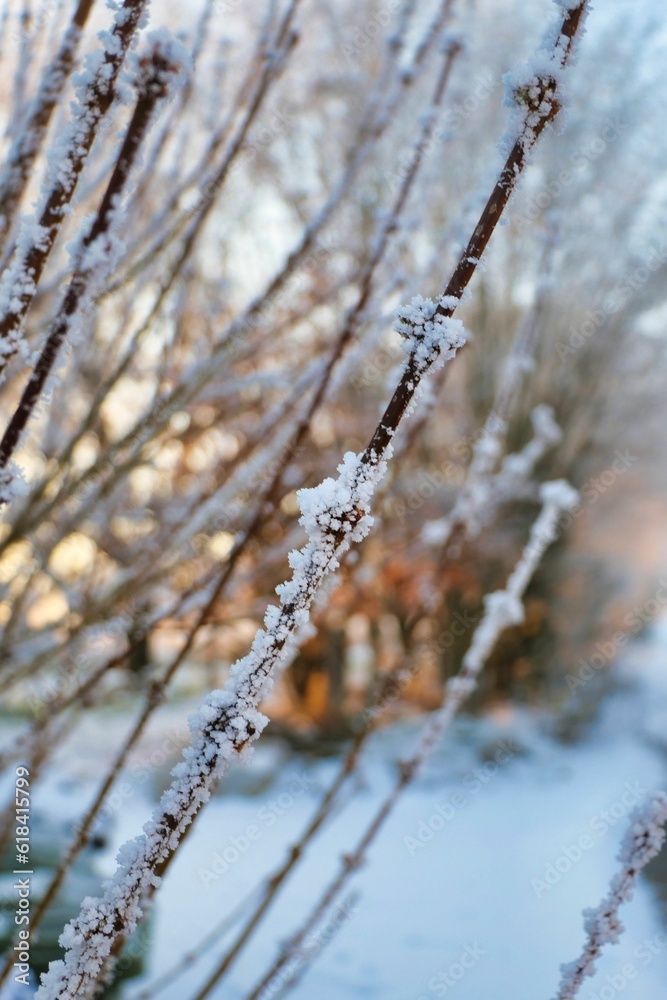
0,35,185,505
33,4,588,996
419,226,562,551
425,402,562,550
104,0,302,298
1,0,448,549
0,0,96,257
34,311,463,1000
438,288,554,541
0,24,463,890
357,0,588,472
554,792,667,1000
185,729,369,1000
0,0,148,376
244,480,578,999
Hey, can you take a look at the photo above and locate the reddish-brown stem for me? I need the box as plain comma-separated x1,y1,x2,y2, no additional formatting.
0,0,97,256
0,0,148,376
0,44,178,485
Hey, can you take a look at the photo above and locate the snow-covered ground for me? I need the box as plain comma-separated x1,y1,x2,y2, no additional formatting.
99,624,667,1000
2,624,666,1000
